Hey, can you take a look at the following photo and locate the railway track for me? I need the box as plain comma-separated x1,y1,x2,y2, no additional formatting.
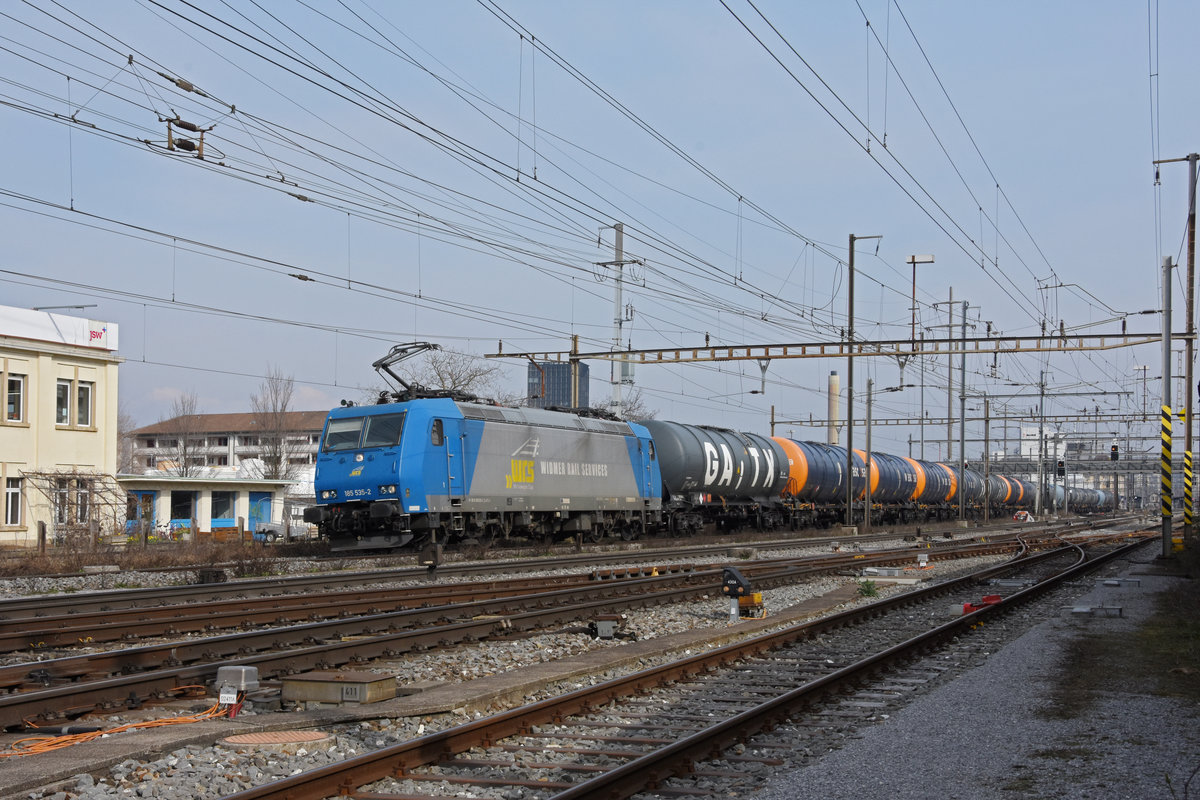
0,515,1108,604
210,534,1149,800
0,534,1047,653
0,536,1062,731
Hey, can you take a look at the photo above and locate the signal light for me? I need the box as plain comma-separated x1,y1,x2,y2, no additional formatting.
1110,444,1119,462
1056,460,1065,477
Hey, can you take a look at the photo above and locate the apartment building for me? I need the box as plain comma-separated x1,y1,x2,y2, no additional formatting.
129,411,328,472
130,411,327,531
0,305,121,548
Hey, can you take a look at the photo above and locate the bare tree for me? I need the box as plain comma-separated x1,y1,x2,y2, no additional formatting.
593,388,658,421
398,349,518,402
161,391,203,477
250,366,299,480
117,401,138,474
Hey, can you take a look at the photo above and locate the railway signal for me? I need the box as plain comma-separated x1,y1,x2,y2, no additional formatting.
1111,444,1119,461
1056,460,1066,477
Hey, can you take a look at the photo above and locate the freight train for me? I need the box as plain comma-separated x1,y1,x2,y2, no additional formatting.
303,396,1113,552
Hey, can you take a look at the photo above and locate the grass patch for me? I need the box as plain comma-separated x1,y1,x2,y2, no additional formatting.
856,579,879,598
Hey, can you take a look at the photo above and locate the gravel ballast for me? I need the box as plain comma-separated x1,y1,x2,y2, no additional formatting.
2,539,1193,800
752,554,1199,800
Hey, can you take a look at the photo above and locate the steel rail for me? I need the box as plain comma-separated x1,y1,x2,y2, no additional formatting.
0,540,1038,730
0,534,888,619
216,537,1147,800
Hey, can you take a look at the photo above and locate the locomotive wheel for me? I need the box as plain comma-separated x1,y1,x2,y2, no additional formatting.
619,524,638,542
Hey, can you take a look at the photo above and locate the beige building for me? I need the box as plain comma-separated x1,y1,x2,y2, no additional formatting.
0,305,121,548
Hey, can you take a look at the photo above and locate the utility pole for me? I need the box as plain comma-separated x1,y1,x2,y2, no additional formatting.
959,300,968,522
1154,154,1198,535
946,287,954,463
1036,370,1046,516
1163,255,1174,557
845,233,881,528
612,223,626,417
597,223,639,417
570,334,580,408
983,397,991,523
919,332,926,459
865,378,874,532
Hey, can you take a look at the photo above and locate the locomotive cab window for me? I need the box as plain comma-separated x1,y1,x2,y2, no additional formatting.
648,441,656,460
362,413,405,448
323,417,365,451
431,419,444,446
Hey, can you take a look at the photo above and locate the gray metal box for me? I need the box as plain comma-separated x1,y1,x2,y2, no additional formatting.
216,666,259,692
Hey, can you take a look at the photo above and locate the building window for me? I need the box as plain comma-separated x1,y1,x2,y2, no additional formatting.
143,438,155,449
240,435,258,447
145,456,157,468
76,480,91,524
3,478,21,526
210,436,228,447
76,381,93,427
56,379,71,425
209,455,228,466
54,478,69,524
211,491,235,520
5,374,24,422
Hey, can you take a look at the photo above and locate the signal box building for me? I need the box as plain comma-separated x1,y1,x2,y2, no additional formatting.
0,305,121,548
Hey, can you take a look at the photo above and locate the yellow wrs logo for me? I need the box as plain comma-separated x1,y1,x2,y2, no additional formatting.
506,459,535,488
349,466,363,477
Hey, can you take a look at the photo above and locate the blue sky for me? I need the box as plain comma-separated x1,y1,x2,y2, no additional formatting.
2,1,1196,458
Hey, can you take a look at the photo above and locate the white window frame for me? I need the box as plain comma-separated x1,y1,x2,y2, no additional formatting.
3,478,21,527
76,381,93,427
76,480,91,524
5,374,24,423
56,379,71,426
54,478,69,525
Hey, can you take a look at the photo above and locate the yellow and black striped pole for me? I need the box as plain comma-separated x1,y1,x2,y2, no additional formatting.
1162,405,1173,539
1186,451,1194,529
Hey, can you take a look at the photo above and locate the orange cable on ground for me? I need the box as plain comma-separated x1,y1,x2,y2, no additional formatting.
0,695,232,758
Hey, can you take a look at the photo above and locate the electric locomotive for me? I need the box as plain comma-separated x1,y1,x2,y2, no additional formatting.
303,397,662,551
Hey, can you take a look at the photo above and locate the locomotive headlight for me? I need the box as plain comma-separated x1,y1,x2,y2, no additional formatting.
321,489,338,500
379,484,397,495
